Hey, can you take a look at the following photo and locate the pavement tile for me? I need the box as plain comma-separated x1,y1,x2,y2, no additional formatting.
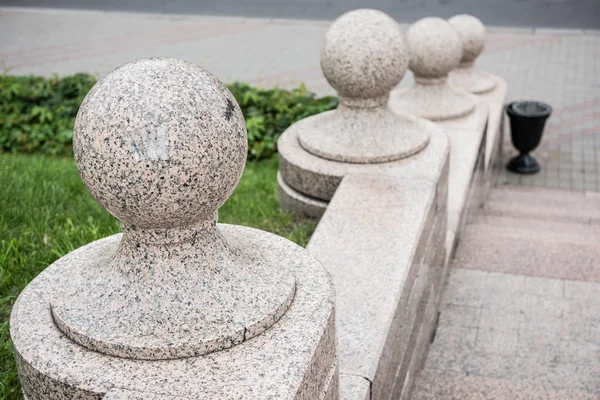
562,296,600,320
560,317,600,343
522,293,564,318
558,340,600,365
564,280,600,300
439,304,480,328
486,272,525,293
524,276,564,297
479,308,521,330
476,327,519,355
467,352,516,380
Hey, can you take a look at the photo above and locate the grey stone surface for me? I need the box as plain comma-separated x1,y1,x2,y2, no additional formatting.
389,17,477,121
278,117,448,202
52,58,295,360
296,9,429,164
448,14,497,94
339,374,370,400
307,171,448,399
11,58,337,399
278,171,327,219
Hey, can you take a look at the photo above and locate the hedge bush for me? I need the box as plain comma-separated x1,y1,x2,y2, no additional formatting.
0,74,338,160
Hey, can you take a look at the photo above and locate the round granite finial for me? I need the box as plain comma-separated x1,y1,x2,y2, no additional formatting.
406,17,463,79
51,58,296,360
73,58,247,230
297,9,430,164
389,17,477,120
448,14,485,63
448,14,497,94
320,8,408,107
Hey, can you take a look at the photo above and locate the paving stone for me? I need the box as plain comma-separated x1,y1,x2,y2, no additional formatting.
560,317,600,343
430,325,477,350
478,308,521,330
424,344,471,374
562,296,600,320
439,304,480,328
467,352,516,380
486,272,525,293
443,269,487,307
564,280,600,300
522,293,564,318
558,340,600,365
475,327,519,355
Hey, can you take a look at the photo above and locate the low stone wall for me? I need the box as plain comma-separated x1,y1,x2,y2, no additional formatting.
276,12,508,400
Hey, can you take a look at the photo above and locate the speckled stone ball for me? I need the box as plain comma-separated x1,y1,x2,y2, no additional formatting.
320,9,408,104
73,58,248,229
406,17,463,78
448,14,486,64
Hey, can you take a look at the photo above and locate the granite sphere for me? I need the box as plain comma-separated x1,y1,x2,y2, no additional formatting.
73,58,248,229
448,14,486,63
406,17,463,78
320,8,408,103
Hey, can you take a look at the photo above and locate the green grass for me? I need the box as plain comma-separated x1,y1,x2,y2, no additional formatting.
0,153,315,399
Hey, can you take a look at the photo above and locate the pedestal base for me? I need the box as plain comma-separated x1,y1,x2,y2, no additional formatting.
507,153,540,174
11,226,337,399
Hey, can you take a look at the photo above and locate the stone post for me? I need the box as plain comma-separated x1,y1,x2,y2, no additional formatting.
389,17,478,121
10,58,338,399
448,14,497,94
278,9,448,219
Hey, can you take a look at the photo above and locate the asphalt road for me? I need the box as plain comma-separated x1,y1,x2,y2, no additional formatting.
1,0,599,29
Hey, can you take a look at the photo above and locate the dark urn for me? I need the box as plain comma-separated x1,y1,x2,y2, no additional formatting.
505,101,552,174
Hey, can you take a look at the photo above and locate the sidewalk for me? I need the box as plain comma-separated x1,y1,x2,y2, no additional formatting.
1,7,599,192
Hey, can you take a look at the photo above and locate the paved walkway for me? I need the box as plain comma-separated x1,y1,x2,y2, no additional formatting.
4,7,597,192
1,8,599,193
412,186,600,399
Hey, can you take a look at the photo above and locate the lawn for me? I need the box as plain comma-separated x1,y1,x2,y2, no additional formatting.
0,153,315,399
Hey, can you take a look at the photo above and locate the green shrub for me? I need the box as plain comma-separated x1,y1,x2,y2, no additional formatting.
0,74,338,160
228,82,338,159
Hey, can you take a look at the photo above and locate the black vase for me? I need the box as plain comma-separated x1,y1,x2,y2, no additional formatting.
506,101,552,174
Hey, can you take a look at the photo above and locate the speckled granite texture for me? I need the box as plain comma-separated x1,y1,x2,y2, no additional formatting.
11,58,337,399
12,229,338,399
279,116,448,202
448,14,497,94
51,58,296,360
296,9,429,164
389,17,477,121
307,172,448,400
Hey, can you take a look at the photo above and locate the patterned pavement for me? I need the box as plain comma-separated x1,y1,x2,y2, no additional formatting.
1,8,599,191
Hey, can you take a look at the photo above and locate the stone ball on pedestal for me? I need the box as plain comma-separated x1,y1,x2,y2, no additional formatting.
298,8,430,164
12,57,337,399
406,17,463,79
52,58,297,361
389,17,477,121
320,8,408,106
448,14,486,64
448,14,497,94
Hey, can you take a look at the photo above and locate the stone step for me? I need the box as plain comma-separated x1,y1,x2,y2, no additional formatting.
411,369,599,400
468,214,600,246
483,186,600,224
453,215,600,281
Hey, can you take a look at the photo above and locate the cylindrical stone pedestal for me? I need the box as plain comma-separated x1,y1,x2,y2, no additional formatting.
11,58,338,399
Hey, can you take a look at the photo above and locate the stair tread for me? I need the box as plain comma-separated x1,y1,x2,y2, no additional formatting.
466,214,600,246
485,186,600,223
411,369,599,400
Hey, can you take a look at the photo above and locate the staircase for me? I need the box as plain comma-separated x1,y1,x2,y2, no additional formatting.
411,186,600,399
